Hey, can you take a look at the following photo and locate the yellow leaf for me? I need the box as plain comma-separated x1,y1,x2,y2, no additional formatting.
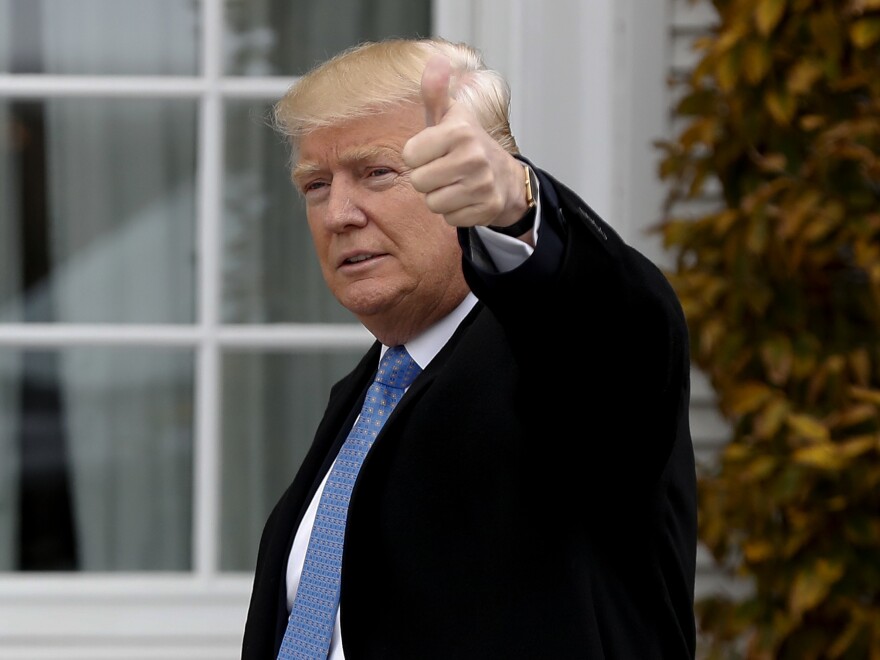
755,0,787,36
802,212,840,243
761,336,793,386
827,405,876,430
712,209,740,235
716,50,740,93
778,189,822,238
764,88,796,125
810,9,844,59
757,152,787,172
850,386,880,406
850,17,880,49
723,443,750,462
789,559,845,617
799,114,826,131
742,455,777,480
743,40,771,84
714,24,747,54
754,397,790,439
728,382,775,416
787,413,830,443
827,619,866,659
698,316,726,358
781,529,813,559
744,539,776,563
746,214,768,254
787,60,823,95
849,348,871,386
792,444,841,470
838,435,878,459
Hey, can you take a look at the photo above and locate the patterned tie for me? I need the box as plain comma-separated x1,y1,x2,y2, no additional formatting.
277,345,421,660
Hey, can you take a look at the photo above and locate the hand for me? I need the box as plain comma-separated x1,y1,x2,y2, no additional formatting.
402,54,529,229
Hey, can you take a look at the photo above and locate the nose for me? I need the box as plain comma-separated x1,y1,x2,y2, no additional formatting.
326,181,367,232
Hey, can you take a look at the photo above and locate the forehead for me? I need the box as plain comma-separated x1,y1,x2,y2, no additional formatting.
295,103,423,170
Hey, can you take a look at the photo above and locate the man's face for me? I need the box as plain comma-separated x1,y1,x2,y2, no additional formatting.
293,103,469,341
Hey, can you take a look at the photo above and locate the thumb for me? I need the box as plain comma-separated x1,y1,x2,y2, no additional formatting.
421,54,453,127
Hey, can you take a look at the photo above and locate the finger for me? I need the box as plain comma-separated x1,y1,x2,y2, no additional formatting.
421,54,453,127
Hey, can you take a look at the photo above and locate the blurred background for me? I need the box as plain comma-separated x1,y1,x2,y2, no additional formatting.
9,0,867,658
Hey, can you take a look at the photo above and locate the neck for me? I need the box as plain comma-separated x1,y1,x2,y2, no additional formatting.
359,291,469,348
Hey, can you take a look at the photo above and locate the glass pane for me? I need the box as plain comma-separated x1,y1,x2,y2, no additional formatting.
224,0,431,76
223,100,354,323
0,347,194,571
0,98,197,324
219,348,366,571
0,0,199,75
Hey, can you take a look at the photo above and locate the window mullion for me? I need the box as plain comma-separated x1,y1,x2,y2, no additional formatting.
193,0,225,578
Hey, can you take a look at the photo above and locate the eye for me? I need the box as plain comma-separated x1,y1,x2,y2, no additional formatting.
367,167,394,178
302,179,328,194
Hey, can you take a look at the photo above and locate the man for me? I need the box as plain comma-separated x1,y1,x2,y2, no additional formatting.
243,37,697,659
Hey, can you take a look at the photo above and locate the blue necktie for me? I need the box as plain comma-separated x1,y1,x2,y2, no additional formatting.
278,345,421,660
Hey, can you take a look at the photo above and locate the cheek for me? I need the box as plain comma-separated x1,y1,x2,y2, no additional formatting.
419,222,463,271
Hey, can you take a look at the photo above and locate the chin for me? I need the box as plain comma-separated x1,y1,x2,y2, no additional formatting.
336,290,397,319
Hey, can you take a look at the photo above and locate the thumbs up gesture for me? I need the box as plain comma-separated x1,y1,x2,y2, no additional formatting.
402,55,530,230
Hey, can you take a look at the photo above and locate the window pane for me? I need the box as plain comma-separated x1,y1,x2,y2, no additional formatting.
0,347,194,571
0,0,199,75
0,98,197,324
223,100,354,323
224,0,431,76
219,348,365,571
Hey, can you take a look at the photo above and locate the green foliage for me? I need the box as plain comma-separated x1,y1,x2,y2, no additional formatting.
655,0,880,657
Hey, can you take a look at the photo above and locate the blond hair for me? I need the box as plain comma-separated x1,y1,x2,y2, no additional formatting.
273,37,519,156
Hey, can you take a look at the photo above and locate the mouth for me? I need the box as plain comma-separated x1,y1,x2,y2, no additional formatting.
339,252,386,268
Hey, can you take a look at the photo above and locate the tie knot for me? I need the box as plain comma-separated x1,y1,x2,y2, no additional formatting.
375,345,421,389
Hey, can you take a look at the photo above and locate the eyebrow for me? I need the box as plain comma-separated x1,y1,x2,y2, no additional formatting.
292,145,402,183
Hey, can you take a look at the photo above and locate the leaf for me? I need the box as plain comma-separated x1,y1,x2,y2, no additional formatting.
743,40,771,84
810,8,844,60
742,455,777,481
827,618,866,659
792,444,842,470
756,152,787,172
787,60,823,95
728,382,775,416
778,189,822,239
827,405,877,430
799,114,826,131
755,0,787,36
850,17,880,49
675,89,717,116
837,435,878,459
848,348,871,387
764,88,796,125
744,539,777,563
843,514,880,547
754,397,790,439
788,560,845,617
787,413,831,443
850,386,880,406
761,336,793,386
716,50,741,93
852,0,880,10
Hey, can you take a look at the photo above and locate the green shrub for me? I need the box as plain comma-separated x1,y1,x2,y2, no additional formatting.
655,0,880,657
